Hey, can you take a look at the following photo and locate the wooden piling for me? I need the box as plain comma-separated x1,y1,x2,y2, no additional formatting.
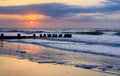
0,33,72,39
33,34,36,37
58,34,63,38
17,33,21,37
43,34,46,37
64,34,72,38
47,34,52,38
1,33,4,37
39,34,42,38
52,34,58,37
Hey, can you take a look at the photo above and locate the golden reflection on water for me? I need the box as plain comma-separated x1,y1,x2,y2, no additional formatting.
0,41,43,54
0,56,111,76
17,43,43,54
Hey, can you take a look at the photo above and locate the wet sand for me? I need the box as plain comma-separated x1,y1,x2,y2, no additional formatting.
0,56,114,76
0,41,120,76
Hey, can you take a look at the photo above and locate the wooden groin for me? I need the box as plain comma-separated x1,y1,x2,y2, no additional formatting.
0,33,72,39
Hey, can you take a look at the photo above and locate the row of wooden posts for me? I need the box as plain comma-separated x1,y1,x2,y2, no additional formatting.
0,33,72,39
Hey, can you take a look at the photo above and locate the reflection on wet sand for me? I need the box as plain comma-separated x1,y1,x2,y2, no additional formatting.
0,41,42,54
0,41,120,76
0,56,113,76
0,40,4,48
0,41,98,65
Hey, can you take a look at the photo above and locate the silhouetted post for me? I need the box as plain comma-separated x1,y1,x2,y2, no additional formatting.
17,33,21,38
64,34,72,38
39,34,42,38
59,34,63,38
0,33,4,39
52,34,58,37
1,33,4,37
47,34,52,38
43,34,46,37
33,34,36,38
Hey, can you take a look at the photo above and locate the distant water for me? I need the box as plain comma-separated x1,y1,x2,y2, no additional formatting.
0,28,120,57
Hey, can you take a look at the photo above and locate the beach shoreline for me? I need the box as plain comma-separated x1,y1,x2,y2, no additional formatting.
0,41,120,76
0,55,115,76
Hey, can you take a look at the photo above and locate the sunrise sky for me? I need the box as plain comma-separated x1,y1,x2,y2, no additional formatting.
0,0,120,28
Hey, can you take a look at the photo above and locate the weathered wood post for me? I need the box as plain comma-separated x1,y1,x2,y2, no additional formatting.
1,33,4,37
0,33,4,39
58,34,63,38
39,34,42,38
52,34,58,37
33,34,36,38
64,34,72,38
47,34,52,38
17,33,21,38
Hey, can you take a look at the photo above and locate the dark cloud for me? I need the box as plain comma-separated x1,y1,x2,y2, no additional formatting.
70,16,120,22
106,0,120,4
0,2,120,18
63,16,96,22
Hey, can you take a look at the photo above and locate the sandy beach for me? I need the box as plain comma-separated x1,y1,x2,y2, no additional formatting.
0,41,120,76
0,56,114,76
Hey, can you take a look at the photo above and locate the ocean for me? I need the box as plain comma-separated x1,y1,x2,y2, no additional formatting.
0,28,120,75
0,28,120,57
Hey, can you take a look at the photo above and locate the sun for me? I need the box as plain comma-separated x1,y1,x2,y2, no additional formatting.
21,14,47,27
30,21,34,24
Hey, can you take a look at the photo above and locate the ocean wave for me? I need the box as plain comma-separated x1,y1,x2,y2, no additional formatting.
6,38,120,58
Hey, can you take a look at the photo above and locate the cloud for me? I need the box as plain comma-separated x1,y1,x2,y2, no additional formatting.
0,2,120,18
0,0,120,24
106,0,120,4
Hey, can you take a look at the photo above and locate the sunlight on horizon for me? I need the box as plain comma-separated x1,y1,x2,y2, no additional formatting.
25,14,46,21
30,21,34,24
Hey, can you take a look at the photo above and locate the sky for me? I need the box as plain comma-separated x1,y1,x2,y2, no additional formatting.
0,0,120,28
